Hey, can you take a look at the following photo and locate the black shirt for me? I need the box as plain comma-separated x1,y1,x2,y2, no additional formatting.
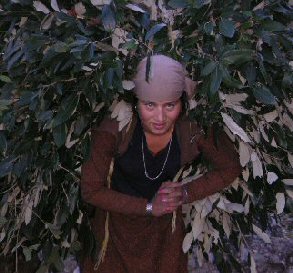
112,120,181,201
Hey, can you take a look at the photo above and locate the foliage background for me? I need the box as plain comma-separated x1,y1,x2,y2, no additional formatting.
0,0,292,272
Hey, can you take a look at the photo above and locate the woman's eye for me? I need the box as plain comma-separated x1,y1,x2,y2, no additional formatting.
145,102,154,109
166,103,175,110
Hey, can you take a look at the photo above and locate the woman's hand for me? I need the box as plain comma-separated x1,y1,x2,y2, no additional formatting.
151,182,183,217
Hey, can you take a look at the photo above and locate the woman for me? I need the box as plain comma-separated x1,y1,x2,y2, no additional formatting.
81,55,241,273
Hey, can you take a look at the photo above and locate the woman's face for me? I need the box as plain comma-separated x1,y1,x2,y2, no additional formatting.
137,99,182,136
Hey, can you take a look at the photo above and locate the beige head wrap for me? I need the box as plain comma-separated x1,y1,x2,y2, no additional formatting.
133,55,196,102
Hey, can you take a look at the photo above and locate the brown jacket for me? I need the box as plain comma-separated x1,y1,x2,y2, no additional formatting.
81,114,241,212
81,115,241,273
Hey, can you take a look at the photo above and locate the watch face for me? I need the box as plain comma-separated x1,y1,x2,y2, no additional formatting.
146,203,153,214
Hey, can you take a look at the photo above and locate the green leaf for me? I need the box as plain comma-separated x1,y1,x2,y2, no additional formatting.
0,216,7,226
7,50,23,70
102,4,116,31
13,155,30,177
23,247,32,261
75,115,88,136
219,19,235,38
222,49,255,65
145,23,166,41
244,63,256,85
272,123,287,148
69,183,79,213
31,244,40,251
52,123,67,148
36,265,49,273
145,53,152,82
193,0,210,9
81,133,91,161
70,39,89,49
0,99,12,112
4,40,21,61
121,40,138,51
83,86,97,110
55,209,69,226
41,48,59,68
261,21,286,32
53,42,69,53
204,21,214,35
253,85,277,105
23,244,40,262
0,75,12,83
256,54,269,83
210,66,223,95
202,61,217,76
17,91,38,107
37,111,53,123
0,131,7,153
282,72,293,88
220,65,244,89
48,246,63,271
104,68,114,89
223,77,244,89
0,159,13,178
168,0,188,9
52,94,79,128
46,223,62,239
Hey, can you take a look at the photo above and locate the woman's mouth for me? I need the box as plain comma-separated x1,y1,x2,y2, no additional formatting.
153,123,165,130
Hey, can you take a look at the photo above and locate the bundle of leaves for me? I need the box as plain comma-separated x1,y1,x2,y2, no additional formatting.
0,0,292,272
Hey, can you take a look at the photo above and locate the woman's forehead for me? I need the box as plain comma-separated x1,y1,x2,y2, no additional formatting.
139,99,181,105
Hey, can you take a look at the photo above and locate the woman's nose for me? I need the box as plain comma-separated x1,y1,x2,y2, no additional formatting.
155,107,165,122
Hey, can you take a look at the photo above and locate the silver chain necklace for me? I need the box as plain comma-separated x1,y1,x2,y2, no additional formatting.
141,134,173,181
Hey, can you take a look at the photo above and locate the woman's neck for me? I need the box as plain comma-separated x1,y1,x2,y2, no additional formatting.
144,129,173,155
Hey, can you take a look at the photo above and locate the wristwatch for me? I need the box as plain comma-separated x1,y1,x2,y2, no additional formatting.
146,202,153,215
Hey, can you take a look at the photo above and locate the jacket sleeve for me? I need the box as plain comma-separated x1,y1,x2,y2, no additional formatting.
185,128,242,202
81,119,148,215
